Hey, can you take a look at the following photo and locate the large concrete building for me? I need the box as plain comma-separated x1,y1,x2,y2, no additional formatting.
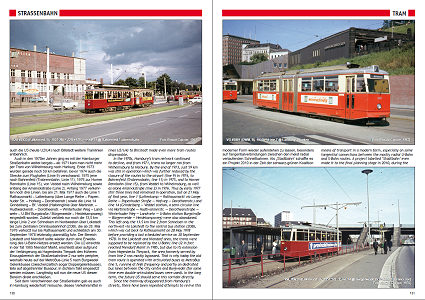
274,211,294,227
10,46,86,105
223,208,257,229
223,34,260,66
288,27,414,68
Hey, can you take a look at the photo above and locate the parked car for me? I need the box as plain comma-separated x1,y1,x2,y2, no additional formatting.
29,96,48,102
188,96,202,104
53,99,78,110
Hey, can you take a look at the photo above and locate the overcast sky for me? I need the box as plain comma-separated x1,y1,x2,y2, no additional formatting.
223,20,387,51
10,20,202,85
223,167,414,227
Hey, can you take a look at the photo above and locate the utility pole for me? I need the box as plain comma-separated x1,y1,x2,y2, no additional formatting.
302,202,361,252
361,169,373,245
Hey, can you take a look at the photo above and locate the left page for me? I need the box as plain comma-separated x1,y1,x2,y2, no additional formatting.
2,2,212,299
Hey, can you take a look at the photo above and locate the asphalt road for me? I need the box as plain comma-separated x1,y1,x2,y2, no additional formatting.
223,96,414,145
10,104,202,145
241,246,414,289
395,245,415,288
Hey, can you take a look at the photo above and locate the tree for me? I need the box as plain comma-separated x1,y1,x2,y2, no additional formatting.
138,76,146,88
250,53,269,64
156,73,172,95
238,53,269,65
125,77,138,88
114,79,126,86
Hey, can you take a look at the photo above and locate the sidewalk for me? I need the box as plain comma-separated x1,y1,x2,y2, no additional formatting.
223,247,373,287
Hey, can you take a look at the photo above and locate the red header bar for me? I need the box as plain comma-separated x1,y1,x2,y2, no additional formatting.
60,10,202,17
222,9,391,17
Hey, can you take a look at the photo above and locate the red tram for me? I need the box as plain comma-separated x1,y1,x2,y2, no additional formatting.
85,88,154,113
131,88,154,107
223,80,237,102
174,90,201,101
280,223,341,258
253,64,390,125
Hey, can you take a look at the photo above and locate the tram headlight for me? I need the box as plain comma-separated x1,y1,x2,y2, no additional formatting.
283,247,288,251
377,103,382,110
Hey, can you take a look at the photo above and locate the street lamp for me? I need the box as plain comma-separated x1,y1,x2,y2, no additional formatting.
362,169,373,244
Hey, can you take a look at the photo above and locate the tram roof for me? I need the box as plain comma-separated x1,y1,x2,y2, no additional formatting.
255,64,388,80
283,223,340,233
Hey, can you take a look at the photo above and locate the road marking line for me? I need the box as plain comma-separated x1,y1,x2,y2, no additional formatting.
148,120,167,126
186,137,202,145
306,134,352,145
378,247,402,288
282,136,321,145
226,141,252,145
91,131,123,139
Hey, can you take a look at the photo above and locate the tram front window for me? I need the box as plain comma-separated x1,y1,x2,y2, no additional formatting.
367,79,389,93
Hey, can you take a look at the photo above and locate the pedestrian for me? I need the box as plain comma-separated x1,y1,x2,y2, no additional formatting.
237,240,247,265
272,239,277,258
373,239,379,255
255,238,263,262
389,240,393,251
384,239,388,254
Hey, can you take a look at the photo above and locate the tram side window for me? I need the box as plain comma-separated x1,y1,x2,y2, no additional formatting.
301,78,312,92
367,78,389,93
263,81,270,91
270,81,276,92
313,76,324,92
86,92,93,100
356,75,366,92
325,76,338,92
296,230,308,241
258,81,263,91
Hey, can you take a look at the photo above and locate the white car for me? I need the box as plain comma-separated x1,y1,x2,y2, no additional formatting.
189,96,202,104
53,99,78,110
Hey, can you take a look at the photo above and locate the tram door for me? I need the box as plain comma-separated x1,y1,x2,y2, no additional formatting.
345,76,356,119
282,80,288,111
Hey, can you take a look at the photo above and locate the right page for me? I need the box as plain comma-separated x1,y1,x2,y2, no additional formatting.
214,5,419,299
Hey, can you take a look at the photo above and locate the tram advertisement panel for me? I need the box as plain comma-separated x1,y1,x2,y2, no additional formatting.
308,241,341,250
300,95,339,106
257,93,277,101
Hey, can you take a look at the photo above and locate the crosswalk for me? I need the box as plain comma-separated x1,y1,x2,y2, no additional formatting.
224,133,367,145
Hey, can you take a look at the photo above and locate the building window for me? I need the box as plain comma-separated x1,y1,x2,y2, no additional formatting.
28,71,32,78
21,70,26,77
37,71,41,78
10,69,15,77
43,72,47,79
51,73,55,79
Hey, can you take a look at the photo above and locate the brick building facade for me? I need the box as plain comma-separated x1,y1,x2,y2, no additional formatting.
223,34,260,66
10,47,86,105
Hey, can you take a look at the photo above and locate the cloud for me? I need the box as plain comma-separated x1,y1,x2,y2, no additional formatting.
10,19,202,84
